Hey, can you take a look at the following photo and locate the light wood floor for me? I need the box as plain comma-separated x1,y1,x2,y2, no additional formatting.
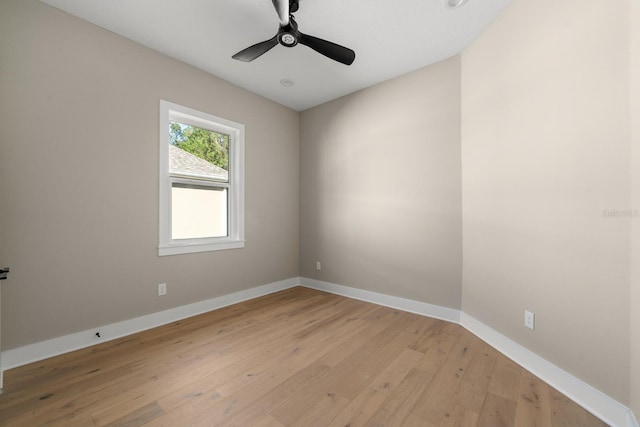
0,287,607,426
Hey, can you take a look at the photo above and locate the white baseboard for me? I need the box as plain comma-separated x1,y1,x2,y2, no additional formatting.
1,277,299,372
299,277,637,427
300,277,460,323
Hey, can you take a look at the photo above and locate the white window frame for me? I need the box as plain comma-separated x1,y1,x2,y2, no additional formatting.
159,100,245,256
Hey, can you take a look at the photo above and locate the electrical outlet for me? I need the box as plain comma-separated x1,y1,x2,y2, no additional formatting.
524,310,535,330
316,261,321,271
158,283,167,296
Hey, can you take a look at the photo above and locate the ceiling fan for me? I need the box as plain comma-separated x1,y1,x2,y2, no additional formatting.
232,0,355,65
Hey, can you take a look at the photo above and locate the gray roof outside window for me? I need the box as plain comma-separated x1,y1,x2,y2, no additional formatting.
169,144,228,181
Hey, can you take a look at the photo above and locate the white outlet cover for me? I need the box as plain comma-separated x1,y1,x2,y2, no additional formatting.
524,310,535,330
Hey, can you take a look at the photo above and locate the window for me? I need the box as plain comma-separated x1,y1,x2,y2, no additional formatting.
159,100,244,256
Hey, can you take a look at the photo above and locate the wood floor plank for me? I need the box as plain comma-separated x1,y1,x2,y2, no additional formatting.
289,391,351,427
18,361,185,426
253,414,286,427
218,362,332,426
364,368,435,427
215,305,381,404
2,336,142,393
326,388,388,427
331,331,420,401
514,370,553,426
406,315,442,335
477,392,517,427
0,287,609,427
141,389,223,427
453,345,499,412
316,309,407,368
212,330,333,397
368,348,424,396
0,363,133,424
440,403,480,427
270,311,418,425
403,413,439,427
414,330,459,377
410,331,478,424
159,301,380,425
487,354,522,402
97,401,165,427
152,347,331,421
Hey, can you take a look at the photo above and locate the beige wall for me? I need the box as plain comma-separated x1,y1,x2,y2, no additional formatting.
0,0,299,350
299,57,462,308
631,0,640,418
461,0,631,403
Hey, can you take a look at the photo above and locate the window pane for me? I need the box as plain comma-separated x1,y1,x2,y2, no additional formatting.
169,121,229,182
171,184,228,239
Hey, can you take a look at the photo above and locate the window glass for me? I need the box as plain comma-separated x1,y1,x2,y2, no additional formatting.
169,121,229,181
171,184,228,239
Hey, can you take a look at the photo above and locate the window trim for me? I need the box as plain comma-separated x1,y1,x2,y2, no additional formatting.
159,100,245,256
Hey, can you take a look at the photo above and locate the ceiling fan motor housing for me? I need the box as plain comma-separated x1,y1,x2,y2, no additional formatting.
279,32,297,47
279,19,299,47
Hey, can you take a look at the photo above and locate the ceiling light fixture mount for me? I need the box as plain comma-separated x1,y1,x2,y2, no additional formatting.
447,0,469,8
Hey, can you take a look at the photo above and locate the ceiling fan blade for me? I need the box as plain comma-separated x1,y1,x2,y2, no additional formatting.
271,0,290,25
298,33,355,65
232,36,279,62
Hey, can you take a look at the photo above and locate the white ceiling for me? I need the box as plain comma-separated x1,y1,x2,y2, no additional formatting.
39,0,513,111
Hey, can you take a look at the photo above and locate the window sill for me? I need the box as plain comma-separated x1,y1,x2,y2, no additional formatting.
158,239,245,256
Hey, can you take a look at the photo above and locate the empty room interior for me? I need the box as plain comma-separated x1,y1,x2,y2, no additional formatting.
0,0,639,425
